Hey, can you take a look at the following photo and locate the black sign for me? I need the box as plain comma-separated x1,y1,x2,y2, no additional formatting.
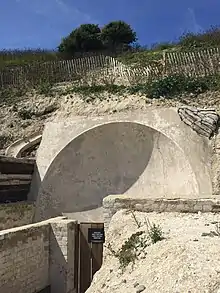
88,228,105,243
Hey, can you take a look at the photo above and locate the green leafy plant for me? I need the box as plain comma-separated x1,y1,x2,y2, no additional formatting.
101,20,137,50
148,223,164,244
58,24,103,54
106,231,146,271
35,81,54,96
145,74,220,99
179,26,220,49
106,214,164,271
17,108,33,120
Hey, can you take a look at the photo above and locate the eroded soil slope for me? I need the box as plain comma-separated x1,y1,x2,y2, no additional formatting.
1,87,220,155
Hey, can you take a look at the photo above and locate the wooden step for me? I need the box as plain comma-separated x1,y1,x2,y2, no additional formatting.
0,174,32,181
0,156,35,175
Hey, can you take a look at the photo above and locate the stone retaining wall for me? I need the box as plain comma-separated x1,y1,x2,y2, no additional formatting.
0,202,34,230
0,216,76,293
0,221,50,293
103,195,220,228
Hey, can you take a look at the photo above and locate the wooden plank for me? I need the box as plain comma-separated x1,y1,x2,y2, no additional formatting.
0,189,27,203
74,223,79,293
0,162,35,174
91,223,104,278
0,174,32,181
0,184,30,190
79,223,92,293
0,156,35,174
0,180,31,186
0,156,35,164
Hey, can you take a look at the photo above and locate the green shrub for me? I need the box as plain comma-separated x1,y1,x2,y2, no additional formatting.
35,81,53,95
106,220,164,271
146,75,185,98
106,231,147,271
148,223,164,244
145,74,220,98
179,26,220,49
151,42,176,51
57,74,220,99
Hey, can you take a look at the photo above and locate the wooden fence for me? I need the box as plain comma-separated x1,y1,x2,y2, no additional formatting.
165,47,220,76
0,47,220,88
75,222,104,293
0,55,110,87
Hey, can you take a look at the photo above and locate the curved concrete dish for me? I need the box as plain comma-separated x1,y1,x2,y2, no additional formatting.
5,133,42,158
31,108,213,222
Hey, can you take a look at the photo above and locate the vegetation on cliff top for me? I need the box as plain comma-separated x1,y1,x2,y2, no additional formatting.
0,23,220,67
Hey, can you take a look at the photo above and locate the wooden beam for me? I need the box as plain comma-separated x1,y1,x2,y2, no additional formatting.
0,156,35,175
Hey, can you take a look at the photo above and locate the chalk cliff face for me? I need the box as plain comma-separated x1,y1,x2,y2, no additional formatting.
86,210,220,293
1,86,220,157
177,105,220,195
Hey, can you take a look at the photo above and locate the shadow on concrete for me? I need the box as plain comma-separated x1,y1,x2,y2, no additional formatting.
32,122,156,221
49,228,68,293
37,286,51,293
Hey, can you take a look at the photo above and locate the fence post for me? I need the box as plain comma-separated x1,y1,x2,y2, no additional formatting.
162,51,166,77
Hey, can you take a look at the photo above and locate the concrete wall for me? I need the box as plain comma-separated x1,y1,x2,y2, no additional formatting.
0,217,76,293
0,202,34,230
50,219,76,293
30,109,213,221
103,194,220,228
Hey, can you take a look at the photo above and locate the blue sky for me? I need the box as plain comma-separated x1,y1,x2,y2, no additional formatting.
0,0,219,50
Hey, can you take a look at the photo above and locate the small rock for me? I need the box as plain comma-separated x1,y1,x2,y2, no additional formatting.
153,276,159,282
139,252,146,259
193,238,199,242
205,223,210,226
101,283,106,288
134,281,139,288
201,232,210,237
136,284,146,293
122,279,127,283
210,230,219,236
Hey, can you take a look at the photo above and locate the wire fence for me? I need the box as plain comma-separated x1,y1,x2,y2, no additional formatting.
0,47,220,88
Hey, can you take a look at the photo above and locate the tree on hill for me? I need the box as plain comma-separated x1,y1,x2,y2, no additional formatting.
58,21,137,54
58,24,103,54
100,21,137,50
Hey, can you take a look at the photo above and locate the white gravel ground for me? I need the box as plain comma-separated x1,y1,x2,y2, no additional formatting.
86,210,220,293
